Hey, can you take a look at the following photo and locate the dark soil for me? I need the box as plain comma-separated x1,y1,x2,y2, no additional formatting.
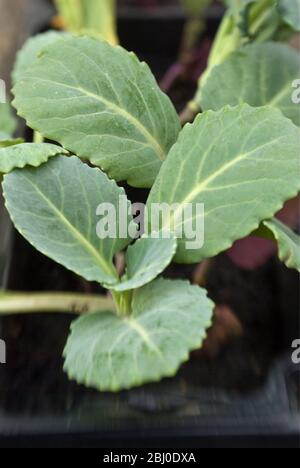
0,228,298,415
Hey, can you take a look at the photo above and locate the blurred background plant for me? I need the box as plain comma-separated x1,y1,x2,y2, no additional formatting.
53,0,118,44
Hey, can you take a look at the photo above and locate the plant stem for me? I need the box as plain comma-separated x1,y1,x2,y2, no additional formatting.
54,0,83,31
111,290,132,317
33,131,44,144
199,12,241,89
180,101,199,126
0,291,115,315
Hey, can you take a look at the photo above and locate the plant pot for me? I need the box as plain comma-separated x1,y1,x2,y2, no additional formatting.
0,5,299,448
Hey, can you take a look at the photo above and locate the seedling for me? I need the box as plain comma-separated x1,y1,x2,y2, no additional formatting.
0,0,299,392
185,0,300,116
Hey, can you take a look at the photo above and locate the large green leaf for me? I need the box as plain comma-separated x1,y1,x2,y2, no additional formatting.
147,104,300,263
0,143,67,174
3,156,134,284
277,0,300,31
12,31,69,84
263,218,300,272
108,234,177,292
200,42,300,126
12,36,180,188
64,278,214,391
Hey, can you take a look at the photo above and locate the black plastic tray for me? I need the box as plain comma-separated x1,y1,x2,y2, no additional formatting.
0,353,299,447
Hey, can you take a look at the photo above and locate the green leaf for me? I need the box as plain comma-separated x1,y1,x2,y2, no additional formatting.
225,0,256,36
63,278,214,391
3,156,134,284
0,102,21,148
0,143,66,174
0,137,24,149
12,36,180,188
277,0,300,31
0,102,17,137
263,218,300,272
224,0,279,37
109,234,177,292
200,42,300,126
147,104,300,263
12,31,69,84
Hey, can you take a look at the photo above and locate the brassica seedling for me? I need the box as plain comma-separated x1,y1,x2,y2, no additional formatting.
184,0,300,117
0,13,299,392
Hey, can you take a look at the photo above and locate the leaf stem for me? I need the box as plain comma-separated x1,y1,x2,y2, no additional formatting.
111,290,132,317
33,131,44,144
0,291,115,315
180,100,199,125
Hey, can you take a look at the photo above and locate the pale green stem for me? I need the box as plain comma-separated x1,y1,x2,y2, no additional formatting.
54,0,83,31
111,290,133,317
33,131,44,144
0,292,115,315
